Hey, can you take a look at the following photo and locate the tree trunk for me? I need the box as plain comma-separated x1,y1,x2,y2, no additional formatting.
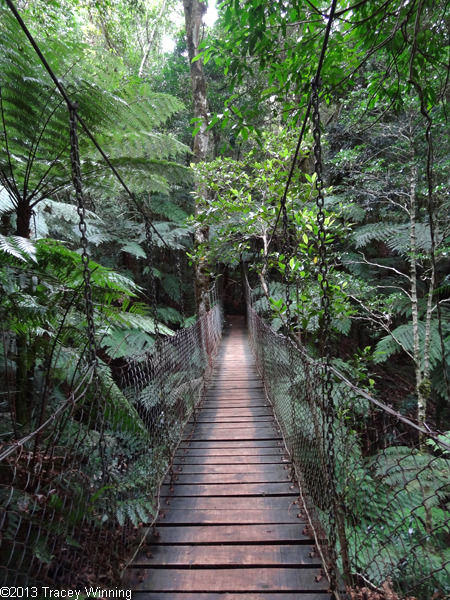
409,148,429,431
183,0,212,316
16,199,32,238
138,0,168,78
15,198,33,427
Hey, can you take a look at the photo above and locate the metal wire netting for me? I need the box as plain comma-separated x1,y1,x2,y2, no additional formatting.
0,290,223,588
245,278,450,600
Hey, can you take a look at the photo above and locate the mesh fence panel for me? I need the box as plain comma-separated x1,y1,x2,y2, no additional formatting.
0,292,223,588
245,278,450,600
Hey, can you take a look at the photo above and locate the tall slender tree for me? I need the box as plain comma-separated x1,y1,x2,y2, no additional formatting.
183,0,212,315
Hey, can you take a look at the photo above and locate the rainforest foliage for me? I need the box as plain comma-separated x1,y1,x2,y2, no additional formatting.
0,0,449,593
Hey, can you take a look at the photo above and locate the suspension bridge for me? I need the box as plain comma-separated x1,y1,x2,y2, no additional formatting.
2,274,449,599
125,315,329,598
1,2,450,599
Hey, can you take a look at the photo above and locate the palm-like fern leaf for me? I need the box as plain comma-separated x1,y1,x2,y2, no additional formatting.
0,234,37,262
354,222,431,253
375,321,443,368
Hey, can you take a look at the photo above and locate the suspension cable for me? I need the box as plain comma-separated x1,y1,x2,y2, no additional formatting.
267,0,339,253
4,0,170,251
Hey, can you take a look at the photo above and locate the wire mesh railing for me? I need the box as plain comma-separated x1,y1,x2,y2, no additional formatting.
0,288,223,588
245,277,450,600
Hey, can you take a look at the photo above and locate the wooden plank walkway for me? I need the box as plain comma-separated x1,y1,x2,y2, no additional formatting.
126,316,331,600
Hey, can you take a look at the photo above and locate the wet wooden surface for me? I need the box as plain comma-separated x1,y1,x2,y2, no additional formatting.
126,316,330,599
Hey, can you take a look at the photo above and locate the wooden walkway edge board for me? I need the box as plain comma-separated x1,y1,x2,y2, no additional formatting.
132,594,332,600
128,568,329,592
126,316,328,598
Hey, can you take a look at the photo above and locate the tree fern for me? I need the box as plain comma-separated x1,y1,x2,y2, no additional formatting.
0,4,191,236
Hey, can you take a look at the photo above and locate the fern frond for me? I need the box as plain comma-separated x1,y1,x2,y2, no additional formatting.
160,274,182,303
354,222,431,253
0,234,37,262
101,328,154,359
152,222,191,249
106,131,190,162
117,87,185,129
375,321,443,368
98,363,150,438
104,312,173,336
120,241,147,259
147,196,189,223
0,186,15,213
81,157,191,196
157,306,183,324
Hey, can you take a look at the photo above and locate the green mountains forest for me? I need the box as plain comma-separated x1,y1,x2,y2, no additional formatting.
0,0,449,595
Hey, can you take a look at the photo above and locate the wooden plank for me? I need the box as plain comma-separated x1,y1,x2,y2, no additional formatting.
160,482,299,497
196,409,273,416
205,386,266,392
189,422,278,431
211,374,261,379
201,403,268,408
185,433,282,442
210,381,262,386
201,400,269,406
133,544,315,566
190,416,274,423
208,386,265,392
173,455,289,465
166,472,292,485
173,456,289,465
186,428,280,438
146,524,310,545
128,567,328,592
201,397,268,402
174,463,289,474
205,395,267,400
179,440,283,448
211,375,263,379
211,379,262,384
190,408,269,415
156,508,303,525
185,430,282,442
160,496,302,511
185,423,276,432
178,447,285,456
132,594,332,600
